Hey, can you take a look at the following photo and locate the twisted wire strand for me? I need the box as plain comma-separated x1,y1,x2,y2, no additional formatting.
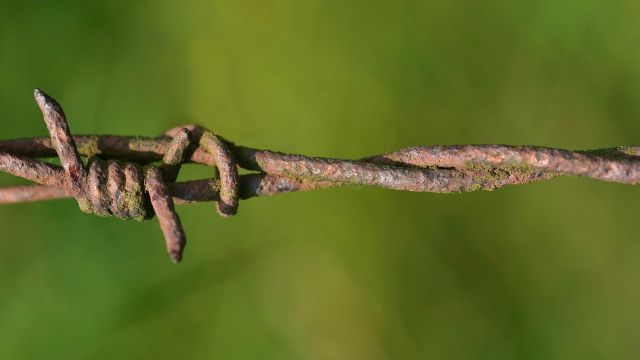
0,89,639,262
2,134,639,186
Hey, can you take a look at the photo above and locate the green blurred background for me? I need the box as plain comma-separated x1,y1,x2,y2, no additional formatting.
1,1,640,359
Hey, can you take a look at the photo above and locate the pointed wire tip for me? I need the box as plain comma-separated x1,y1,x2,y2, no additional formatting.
170,252,183,263
33,88,45,104
33,88,62,114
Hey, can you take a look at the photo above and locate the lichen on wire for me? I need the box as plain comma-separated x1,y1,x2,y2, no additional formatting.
0,89,638,263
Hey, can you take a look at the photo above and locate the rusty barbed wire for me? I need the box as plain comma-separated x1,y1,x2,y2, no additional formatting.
0,89,638,263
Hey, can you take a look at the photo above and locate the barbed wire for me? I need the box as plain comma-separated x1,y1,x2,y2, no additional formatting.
0,89,638,262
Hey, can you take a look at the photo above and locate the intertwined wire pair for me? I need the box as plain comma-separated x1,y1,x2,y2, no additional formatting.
0,89,638,262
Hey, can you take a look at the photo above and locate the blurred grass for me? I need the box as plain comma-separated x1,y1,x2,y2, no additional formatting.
1,0,640,359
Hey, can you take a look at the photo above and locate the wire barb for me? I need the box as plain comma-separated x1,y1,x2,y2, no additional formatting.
29,90,242,262
0,89,638,262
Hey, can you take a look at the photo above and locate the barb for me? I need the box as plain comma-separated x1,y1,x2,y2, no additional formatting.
0,90,638,262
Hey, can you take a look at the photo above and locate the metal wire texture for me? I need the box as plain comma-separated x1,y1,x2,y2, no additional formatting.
0,89,638,262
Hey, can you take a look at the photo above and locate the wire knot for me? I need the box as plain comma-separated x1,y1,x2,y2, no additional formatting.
80,158,153,221
33,88,240,262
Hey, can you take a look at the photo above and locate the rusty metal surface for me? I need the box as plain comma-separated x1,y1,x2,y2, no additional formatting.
35,89,89,203
0,89,639,262
146,167,186,263
199,131,239,217
362,145,640,183
0,184,73,203
0,151,69,188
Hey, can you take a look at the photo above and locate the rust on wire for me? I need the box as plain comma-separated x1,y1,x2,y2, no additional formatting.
0,89,638,262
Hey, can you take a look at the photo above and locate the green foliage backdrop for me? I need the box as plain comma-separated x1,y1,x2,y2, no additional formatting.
1,1,640,359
